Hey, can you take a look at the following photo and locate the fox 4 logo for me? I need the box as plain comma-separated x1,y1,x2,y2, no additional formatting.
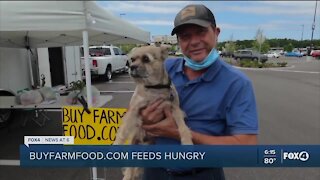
283,151,309,162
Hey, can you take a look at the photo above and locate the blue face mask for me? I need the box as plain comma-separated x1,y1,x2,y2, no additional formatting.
184,48,219,71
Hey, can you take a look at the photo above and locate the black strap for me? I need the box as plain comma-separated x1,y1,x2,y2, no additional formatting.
144,79,171,89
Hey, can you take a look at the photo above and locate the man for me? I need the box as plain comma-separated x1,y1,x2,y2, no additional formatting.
141,4,259,180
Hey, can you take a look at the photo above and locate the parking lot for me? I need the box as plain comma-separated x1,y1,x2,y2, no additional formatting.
0,56,319,180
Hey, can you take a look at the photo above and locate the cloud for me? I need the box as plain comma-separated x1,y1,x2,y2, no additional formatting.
99,1,319,17
223,1,318,16
262,19,315,31
220,21,306,32
226,6,313,16
129,20,172,26
99,1,193,14
219,23,248,30
96,1,319,40
256,1,316,8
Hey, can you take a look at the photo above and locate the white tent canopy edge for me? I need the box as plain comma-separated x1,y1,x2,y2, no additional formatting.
0,1,150,106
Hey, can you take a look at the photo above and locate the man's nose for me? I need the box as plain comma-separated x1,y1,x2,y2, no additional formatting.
189,34,201,45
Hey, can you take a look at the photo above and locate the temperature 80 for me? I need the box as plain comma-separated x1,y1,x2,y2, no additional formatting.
264,157,276,164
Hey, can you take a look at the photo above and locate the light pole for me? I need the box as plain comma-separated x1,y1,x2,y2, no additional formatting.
301,24,304,41
311,0,317,44
306,0,317,58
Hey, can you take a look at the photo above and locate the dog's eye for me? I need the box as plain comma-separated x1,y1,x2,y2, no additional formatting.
131,57,136,62
142,55,150,63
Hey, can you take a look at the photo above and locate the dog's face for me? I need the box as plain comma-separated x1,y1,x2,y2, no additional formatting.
128,45,170,85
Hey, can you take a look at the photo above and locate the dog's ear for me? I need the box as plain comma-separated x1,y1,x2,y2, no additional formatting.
127,47,137,62
129,47,137,54
160,44,171,52
128,47,137,56
160,45,171,60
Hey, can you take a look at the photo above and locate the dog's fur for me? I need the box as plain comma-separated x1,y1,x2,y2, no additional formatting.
113,45,193,180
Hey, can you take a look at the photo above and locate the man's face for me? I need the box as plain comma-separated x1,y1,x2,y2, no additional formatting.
177,24,220,62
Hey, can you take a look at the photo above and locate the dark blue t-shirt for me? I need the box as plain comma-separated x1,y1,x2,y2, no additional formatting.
155,58,259,145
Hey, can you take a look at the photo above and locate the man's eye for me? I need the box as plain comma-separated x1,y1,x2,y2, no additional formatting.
142,55,150,63
179,33,189,40
198,28,208,34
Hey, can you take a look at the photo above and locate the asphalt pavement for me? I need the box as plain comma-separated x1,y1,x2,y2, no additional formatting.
224,56,320,180
0,56,319,180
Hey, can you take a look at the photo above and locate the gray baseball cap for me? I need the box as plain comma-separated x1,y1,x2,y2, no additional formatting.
171,4,216,35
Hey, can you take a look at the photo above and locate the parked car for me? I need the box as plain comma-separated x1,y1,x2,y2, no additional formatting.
300,50,308,56
168,51,176,55
80,45,129,81
284,52,303,57
220,51,234,58
265,52,280,58
233,50,268,63
311,50,320,58
175,51,183,56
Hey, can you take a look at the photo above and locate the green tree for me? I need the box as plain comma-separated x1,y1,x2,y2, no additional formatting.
252,41,270,53
223,41,237,53
217,42,225,51
255,28,266,53
170,45,177,52
236,40,254,49
117,44,137,54
284,43,294,52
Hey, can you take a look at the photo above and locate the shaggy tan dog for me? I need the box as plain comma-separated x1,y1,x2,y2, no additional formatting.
113,46,193,180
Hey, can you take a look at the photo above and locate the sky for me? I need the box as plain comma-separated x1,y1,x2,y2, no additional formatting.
97,1,320,42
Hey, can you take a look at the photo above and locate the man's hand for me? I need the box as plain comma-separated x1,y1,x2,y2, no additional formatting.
142,107,180,139
140,99,165,125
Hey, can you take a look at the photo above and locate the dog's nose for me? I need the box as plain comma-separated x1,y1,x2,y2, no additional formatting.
130,65,138,71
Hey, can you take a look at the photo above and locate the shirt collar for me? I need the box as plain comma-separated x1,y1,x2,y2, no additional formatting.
176,57,184,73
202,58,222,82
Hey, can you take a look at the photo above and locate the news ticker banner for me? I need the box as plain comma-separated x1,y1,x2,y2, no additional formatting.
20,145,320,167
62,106,126,145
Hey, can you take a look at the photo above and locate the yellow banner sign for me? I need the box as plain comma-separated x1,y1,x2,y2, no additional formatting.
62,106,126,145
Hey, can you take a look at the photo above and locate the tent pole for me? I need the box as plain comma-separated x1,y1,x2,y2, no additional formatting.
82,30,97,180
82,30,93,107
27,50,35,88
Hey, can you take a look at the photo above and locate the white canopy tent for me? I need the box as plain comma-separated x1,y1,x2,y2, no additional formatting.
0,1,150,179
0,1,150,106
0,1,149,46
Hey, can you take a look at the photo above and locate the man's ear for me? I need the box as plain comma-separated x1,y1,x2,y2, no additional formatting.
215,27,221,36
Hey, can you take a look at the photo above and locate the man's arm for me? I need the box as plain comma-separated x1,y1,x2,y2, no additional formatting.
191,132,257,145
142,106,257,145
